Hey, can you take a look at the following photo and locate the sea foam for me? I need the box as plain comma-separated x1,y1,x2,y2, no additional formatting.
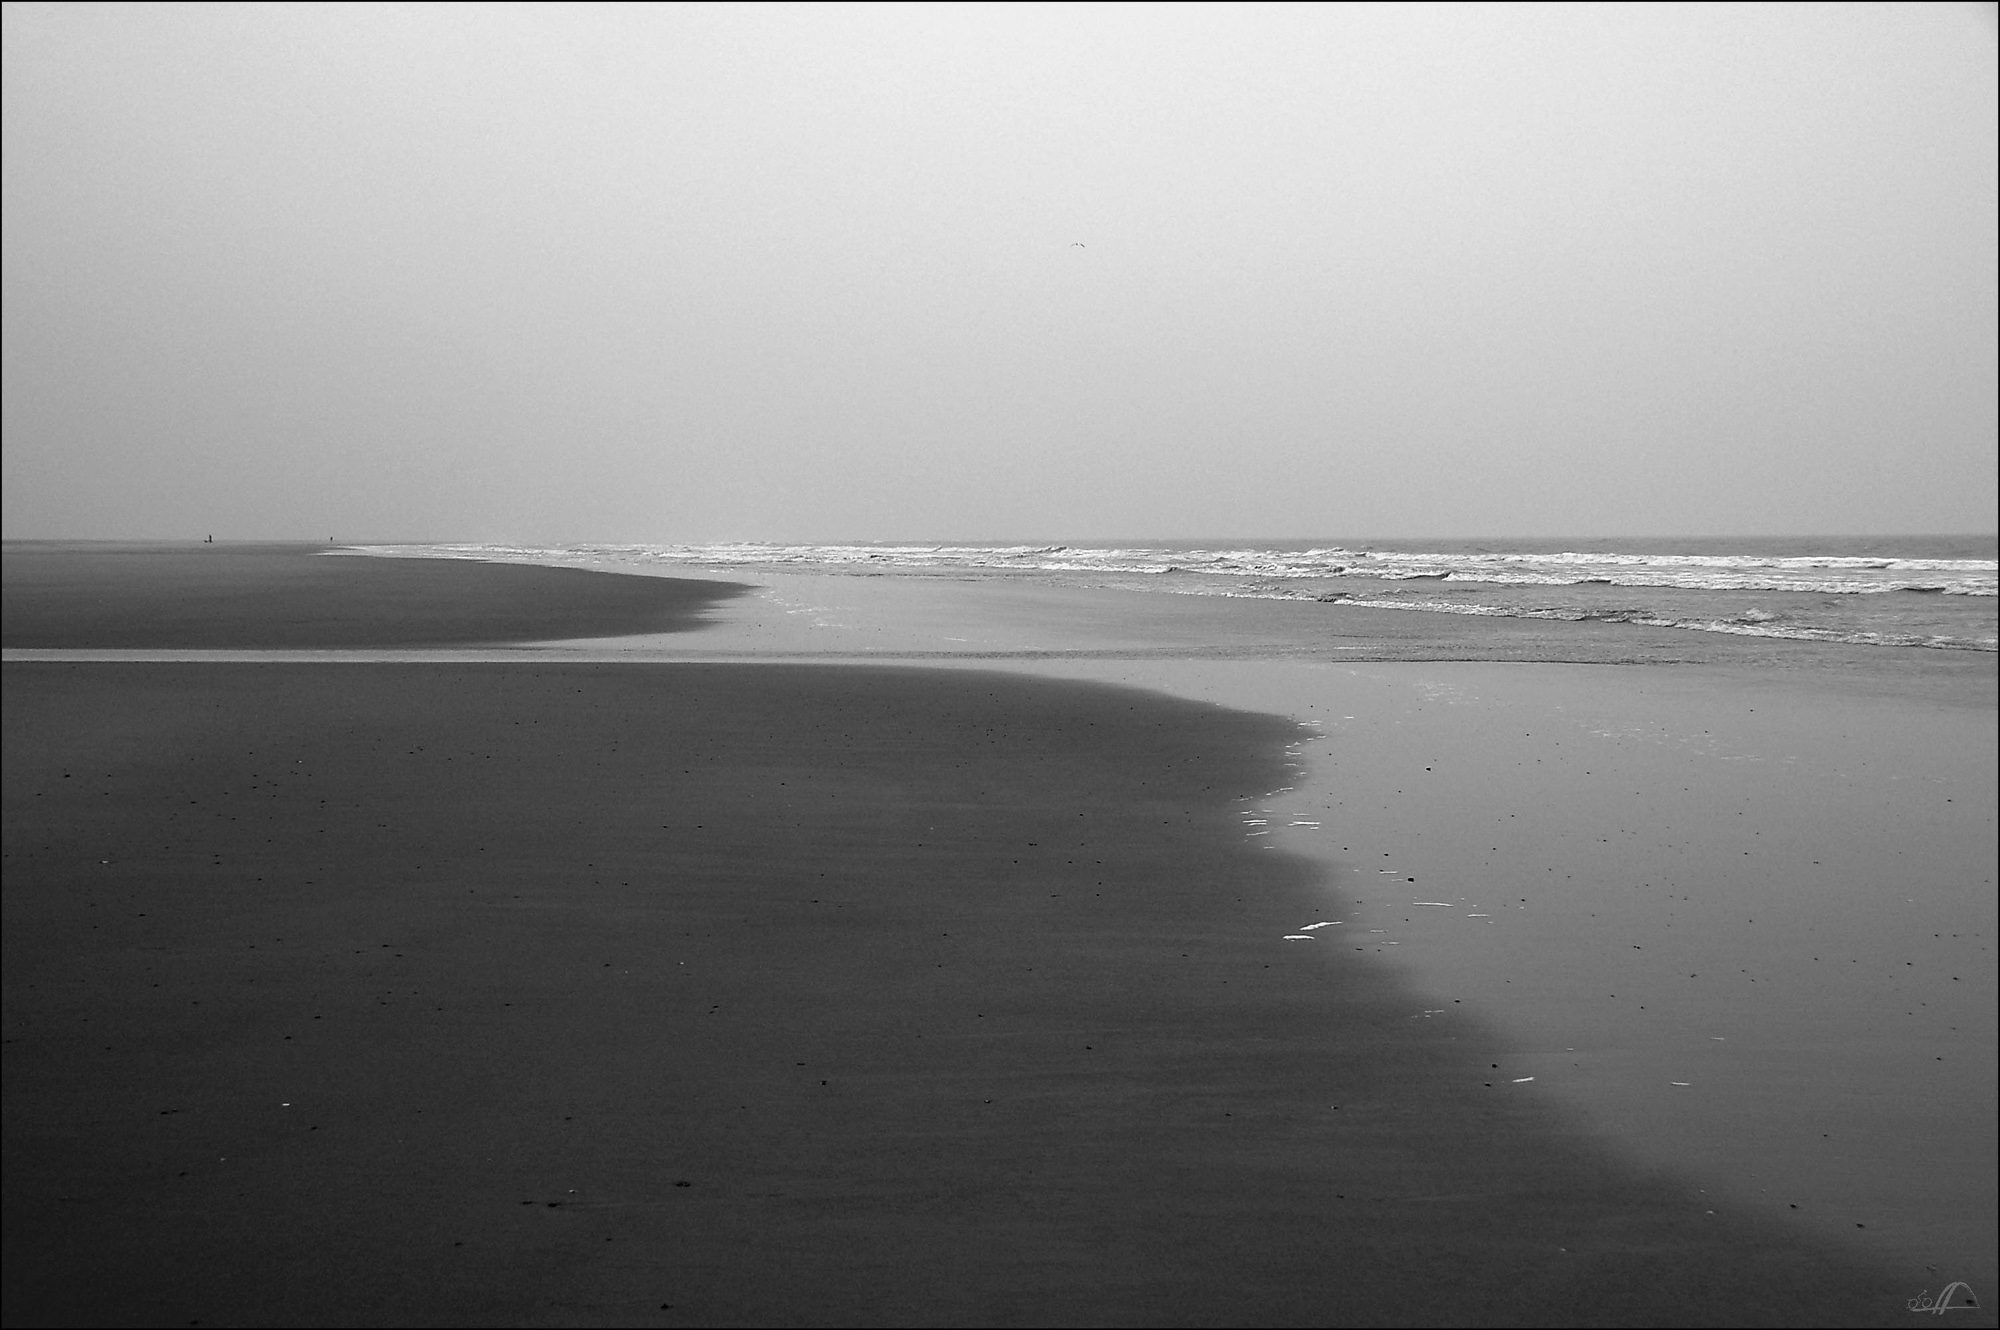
354,539,1999,652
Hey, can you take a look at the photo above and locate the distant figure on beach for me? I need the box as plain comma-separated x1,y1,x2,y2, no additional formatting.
204,535,212,544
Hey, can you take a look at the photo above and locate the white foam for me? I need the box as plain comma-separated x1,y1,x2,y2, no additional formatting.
350,540,1999,653
353,540,1997,597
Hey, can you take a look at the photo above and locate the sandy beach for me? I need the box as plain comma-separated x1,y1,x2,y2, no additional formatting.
4,546,1993,1327
0,543,750,648
10,3,1994,1324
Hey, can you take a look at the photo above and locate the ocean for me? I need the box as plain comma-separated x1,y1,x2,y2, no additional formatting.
372,536,1998,653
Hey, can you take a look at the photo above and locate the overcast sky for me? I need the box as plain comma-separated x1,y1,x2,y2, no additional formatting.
4,2,1995,543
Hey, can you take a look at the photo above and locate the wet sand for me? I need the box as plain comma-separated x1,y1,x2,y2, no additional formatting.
1,542,749,648
4,547,1992,1326
2,662,1926,1328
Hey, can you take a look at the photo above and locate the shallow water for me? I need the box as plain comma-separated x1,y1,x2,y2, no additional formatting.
992,657,1998,1300
363,537,2000,653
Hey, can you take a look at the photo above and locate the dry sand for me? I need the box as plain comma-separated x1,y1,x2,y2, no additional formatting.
4,547,1994,1327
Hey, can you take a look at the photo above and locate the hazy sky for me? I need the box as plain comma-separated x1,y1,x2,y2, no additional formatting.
4,2,1995,542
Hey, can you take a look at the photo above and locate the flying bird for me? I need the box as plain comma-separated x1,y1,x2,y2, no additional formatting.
1071,242,1085,247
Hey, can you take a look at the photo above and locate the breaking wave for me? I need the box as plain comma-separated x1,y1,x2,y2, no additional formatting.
352,540,1999,652
397,541,1995,596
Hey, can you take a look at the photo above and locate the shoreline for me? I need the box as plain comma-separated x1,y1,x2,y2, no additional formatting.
999,655,1997,1294
340,539,1999,657
6,547,1993,1324
357,550,1999,691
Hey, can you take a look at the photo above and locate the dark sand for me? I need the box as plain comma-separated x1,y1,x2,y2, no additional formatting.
4,661,1920,1327
1,543,748,648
